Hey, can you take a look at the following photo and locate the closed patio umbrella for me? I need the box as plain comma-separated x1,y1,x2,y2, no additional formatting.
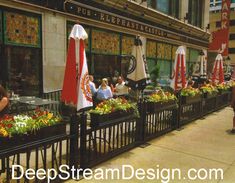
61,24,93,111
126,36,150,90
170,46,186,91
212,53,224,84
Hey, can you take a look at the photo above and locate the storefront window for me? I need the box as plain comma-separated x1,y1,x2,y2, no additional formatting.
91,54,120,84
0,9,42,96
5,46,41,96
188,0,203,28
188,49,200,76
157,60,171,85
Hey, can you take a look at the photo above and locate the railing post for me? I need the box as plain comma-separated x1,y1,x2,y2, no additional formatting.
80,112,87,170
69,113,79,170
177,96,182,129
136,101,146,144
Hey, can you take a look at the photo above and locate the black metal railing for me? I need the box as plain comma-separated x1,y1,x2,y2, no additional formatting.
80,114,138,168
0,90,232,182
144,103,178,141
0,135,71,182
42,90,62,114
179,98,202,126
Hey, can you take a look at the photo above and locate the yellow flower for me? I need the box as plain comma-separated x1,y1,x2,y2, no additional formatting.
47,113,53,120
0,127,8,137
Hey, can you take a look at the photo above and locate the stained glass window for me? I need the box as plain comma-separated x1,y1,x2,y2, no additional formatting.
157,43,172,60
146,40,157,58
122,35,134,55
4,11,41,47
91,29,120,55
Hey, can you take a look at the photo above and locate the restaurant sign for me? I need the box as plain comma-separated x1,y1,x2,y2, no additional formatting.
65,2,185,42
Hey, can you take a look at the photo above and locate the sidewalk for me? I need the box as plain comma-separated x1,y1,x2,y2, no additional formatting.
67,107,235,183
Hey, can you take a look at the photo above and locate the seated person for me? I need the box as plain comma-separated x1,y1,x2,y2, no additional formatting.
114,76,129,96
89,75,97,97
0,85,9,117
96,78,113,101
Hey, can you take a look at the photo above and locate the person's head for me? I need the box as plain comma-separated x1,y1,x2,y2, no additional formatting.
0,85,7,98
89,75,94,82
117,76,123,84
101,78,108,87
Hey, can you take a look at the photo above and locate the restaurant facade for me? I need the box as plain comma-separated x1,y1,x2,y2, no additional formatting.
0,0,210,95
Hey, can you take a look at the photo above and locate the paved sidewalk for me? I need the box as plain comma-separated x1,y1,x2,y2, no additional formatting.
67,107,235,183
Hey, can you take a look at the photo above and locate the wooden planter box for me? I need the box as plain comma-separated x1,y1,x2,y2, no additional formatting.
0,122,66,150
146,100,176,113
90,110,134,128
203,92,217,99
181,95,201,105
218,89,229,95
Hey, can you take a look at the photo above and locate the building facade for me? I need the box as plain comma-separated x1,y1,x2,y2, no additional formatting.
0,0,209,95
209,0,235,65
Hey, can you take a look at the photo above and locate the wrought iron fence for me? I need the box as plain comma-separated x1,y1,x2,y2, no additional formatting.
0,90,232,182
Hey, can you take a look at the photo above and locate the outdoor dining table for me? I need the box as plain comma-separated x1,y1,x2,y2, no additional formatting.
9,96,59,113
10,96,59,106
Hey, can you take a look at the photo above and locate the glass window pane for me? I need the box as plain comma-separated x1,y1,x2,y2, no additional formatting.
157,0,169,14
157,60,171,78
6,46,41,96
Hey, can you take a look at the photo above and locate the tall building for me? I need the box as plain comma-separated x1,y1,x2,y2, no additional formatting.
209,0,235,65
0,0,209,95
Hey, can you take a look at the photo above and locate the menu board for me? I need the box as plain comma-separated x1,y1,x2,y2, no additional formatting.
4,11,41,47
122,35,134,55
92,29,120,55
146,40,157,58
157,43,172,60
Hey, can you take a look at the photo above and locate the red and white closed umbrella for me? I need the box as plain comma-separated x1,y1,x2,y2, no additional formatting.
170,46,186,91
212,54,224,84
61,24,93,111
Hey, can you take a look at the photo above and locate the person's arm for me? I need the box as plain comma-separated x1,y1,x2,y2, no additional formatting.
108,87,113,98
0,97,8,111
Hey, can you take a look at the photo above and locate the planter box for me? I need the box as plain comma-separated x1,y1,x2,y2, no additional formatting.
218,89,229,95
203,92,217,99
0,122,66,150
181,95,201,105
146,100,176,113
90,110,134,128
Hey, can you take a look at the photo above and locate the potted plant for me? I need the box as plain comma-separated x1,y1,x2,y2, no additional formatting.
216,83,230,95
200,84,218,98
89,98,139,128
145,90,177,113
0,109,65,149
180,87,201,104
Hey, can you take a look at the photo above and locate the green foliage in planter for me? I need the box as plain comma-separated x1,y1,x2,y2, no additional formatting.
146,90,177,103
180,87,201,97
0,109,62,137
89,98,139,117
